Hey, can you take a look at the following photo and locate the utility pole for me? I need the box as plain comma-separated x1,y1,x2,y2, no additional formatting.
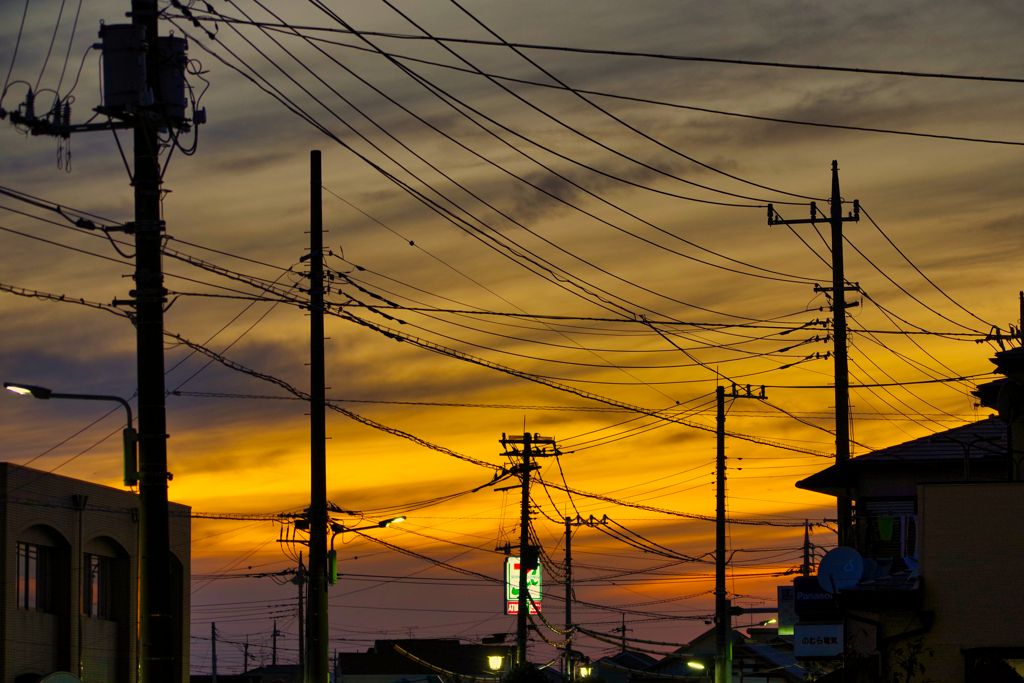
308,150,329,683
802,521,812,577
516,433,533,667
298,552,306,682
499,432,559,666
769,161,859,545
132,0,174,680
273,620,278,666
612,615,631,653
716,386,727,683
716,383,767,683
562,515,606,679
3,1,199,678
244,636,250,674
212,623,218,683
564,516,573,681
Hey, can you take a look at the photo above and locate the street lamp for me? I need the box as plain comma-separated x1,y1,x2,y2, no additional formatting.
326,516,407,584
487,655,504,672
329,515,406,546
5,382,137,486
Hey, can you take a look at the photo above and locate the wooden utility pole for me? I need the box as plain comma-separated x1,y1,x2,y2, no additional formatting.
769,161,859,545
308,150,330,683
211,623,218,683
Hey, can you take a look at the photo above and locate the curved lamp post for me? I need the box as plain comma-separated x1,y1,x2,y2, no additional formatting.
326,516,406,584
5,382,137,486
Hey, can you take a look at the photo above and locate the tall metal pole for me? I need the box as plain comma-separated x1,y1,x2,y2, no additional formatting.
564,516,573,681
132,0,173,680
829,161,854,546
715,386,730,683
212,623,218,683
516,433,533,666
308,150,329,683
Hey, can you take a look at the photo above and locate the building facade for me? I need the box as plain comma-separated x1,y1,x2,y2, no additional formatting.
1,463,190,683
795,418,1024,682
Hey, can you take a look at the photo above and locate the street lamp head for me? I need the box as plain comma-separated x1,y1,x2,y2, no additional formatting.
487,655,504,671
379,516,406,528
5,383,52,399
686,661,705,670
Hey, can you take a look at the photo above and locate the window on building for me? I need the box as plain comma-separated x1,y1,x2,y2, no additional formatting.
17,542,49,611
83,553,111,618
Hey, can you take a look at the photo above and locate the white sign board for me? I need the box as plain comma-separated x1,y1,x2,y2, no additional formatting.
505,556,541,614
794,624,843,659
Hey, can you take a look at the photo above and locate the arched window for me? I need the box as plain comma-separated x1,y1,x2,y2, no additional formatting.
17,525,66,614
82,536,128,622
17,541,50,611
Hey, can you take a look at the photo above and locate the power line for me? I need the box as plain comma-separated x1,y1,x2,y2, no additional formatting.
208,27,1024,148
170,15,1024,84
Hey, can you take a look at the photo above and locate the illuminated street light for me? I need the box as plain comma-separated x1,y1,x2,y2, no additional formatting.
5,382,137,486
326,516,407,585
487,656,504,671
687,661,706,670
329,516,407,545
578,666,593,678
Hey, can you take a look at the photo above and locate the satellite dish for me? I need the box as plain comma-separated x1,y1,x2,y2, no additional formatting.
38,674,83,683
817,546,863,593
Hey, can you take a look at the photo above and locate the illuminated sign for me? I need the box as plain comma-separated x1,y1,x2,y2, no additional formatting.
505,556,541,614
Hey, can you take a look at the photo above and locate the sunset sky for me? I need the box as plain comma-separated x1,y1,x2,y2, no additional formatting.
2,0,1022,675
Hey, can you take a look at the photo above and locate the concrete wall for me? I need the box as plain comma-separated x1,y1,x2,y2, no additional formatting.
916,482,1024,682
1,463,191,683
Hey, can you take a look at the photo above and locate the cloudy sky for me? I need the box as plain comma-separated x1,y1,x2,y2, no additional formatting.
2,0,1022,674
